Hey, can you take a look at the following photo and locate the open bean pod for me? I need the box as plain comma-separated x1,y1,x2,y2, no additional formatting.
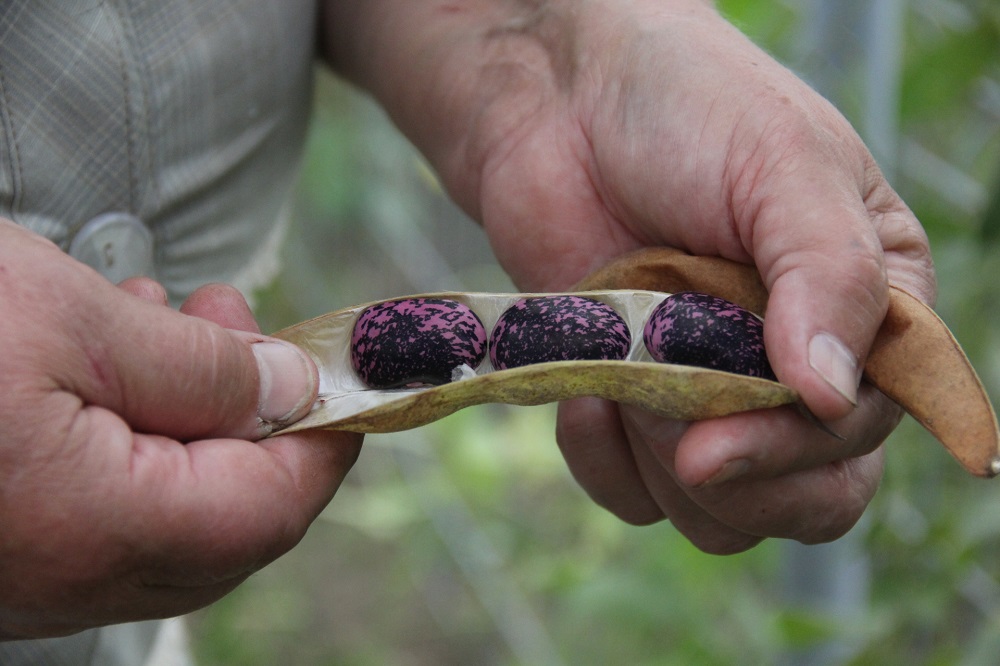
273,290,796,436
273,247,999,478
575,248,1000,478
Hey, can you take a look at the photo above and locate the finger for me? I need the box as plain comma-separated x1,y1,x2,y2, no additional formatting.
754,189,887,419
180,283,261,333
48,277,315,441
622,384,899,489
0,228,305,442
623,426,765,554
738,122,932,422
680,450,884,543
28,405,363,629
620,405,884,544
110,280,300,441
556,398,665,525
122,428,363,586
865,180,937,302
118,276,169,305
117,280,260,332
558,399,762,553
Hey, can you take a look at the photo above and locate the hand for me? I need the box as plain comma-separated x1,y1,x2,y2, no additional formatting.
0,222,361,638
467,2,933,552
323,1,934,552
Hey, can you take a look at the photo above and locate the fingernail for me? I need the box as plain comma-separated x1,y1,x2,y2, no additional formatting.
808,332,860,407
252,341,317,423
699,459,752,488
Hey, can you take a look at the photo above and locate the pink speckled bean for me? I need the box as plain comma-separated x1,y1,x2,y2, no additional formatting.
643,292,774,378
490,295,631,370
351,298,487,388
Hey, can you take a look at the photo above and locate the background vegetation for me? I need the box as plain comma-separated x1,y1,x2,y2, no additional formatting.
190,0,1000,663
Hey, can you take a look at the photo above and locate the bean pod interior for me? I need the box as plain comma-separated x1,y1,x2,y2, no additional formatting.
349,291,771,389
273,289,797,435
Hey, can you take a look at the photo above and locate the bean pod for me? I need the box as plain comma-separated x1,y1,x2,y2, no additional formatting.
275,289,795,437
272,248,1000,479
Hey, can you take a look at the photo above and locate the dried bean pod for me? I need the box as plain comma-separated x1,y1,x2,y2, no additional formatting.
577,247,1000,478
273,290,797,437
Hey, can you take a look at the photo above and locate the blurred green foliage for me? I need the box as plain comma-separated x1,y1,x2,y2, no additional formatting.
191,1,1000,664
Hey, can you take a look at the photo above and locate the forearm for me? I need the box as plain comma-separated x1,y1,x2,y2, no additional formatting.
320,0,716,216
321,0,554,213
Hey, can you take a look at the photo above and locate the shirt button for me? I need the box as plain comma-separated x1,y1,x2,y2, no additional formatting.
69,212,155,283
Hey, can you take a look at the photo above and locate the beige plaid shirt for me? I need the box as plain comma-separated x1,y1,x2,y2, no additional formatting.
0,0,316,302
1,0,317,663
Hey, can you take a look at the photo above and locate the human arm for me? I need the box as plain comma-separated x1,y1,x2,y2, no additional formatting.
0,222,361,638
320,0,934,552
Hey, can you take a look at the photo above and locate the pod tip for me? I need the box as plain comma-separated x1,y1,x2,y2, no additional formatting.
989,456,1000,478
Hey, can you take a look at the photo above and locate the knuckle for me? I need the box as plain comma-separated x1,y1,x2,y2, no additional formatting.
792,457,880,544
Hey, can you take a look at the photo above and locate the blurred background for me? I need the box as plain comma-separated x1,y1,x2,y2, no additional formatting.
190,0,1000,663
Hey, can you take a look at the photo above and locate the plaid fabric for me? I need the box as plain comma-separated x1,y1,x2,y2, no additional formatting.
0,1,316,663
0,621,178,666
0,0,316,302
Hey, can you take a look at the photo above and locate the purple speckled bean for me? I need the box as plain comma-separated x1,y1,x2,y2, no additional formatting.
643,292,775,379
351,298,487,388
490,295,631,370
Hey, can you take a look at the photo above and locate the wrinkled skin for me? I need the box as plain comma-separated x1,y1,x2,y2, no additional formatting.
2,0,938,641
323,0,935,554
0,222,362,638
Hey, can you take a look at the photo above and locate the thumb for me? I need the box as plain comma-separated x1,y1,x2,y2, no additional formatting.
750,178,929,422
61,284,316,441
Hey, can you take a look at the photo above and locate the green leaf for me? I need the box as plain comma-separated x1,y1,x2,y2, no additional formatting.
901,21,1000,121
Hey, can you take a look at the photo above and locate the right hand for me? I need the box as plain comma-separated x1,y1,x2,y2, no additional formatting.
335,0,933,553
0,221,362,639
